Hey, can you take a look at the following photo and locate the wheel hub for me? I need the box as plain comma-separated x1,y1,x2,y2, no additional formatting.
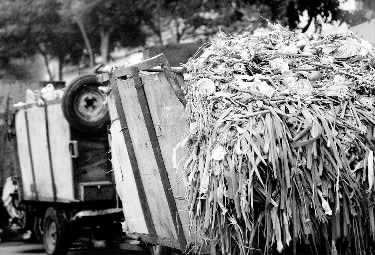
76,90,106,122
45,222,57,253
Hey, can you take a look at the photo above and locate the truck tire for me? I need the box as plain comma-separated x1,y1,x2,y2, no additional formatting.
32,215,43,243
149,245,180,255
43,208,70,255
150,245,166,255
62,74,109,134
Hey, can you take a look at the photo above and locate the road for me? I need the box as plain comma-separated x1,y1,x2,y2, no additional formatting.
0,241,151,255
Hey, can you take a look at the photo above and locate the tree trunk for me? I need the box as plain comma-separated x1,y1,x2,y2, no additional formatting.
157,30,163,45
157,0,163,45
145,20,163,45
175,18,181,43
302,16,313,33
100,29,110,64
58,55,64,81
76,18,95,67
38,48,54,81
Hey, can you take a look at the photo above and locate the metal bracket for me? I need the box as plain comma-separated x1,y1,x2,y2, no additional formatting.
69,140,79,158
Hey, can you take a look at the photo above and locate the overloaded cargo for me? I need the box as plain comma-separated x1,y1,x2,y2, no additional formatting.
182,24,375,254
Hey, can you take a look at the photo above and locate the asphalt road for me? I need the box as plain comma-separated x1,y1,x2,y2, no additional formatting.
0,241,151,255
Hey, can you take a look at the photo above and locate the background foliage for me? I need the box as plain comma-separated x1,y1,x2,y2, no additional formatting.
0,0,373,80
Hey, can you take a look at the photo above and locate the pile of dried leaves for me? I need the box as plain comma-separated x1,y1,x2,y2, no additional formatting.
183,24,375,254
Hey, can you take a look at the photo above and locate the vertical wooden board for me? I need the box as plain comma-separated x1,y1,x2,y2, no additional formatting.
108,94,149,234
15,110,34,200
142,73,193,241
27,106,53,200
47,104,74,201
117,78,178,242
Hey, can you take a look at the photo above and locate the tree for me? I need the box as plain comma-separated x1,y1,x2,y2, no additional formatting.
63,0,148,64
339,0,374,27
88,0,147,63
142,0,345,44
148,0,249,43
236,0,344,32
61,0,99,67
0,0,84,80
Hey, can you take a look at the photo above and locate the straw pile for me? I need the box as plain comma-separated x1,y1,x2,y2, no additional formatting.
183,24,375,254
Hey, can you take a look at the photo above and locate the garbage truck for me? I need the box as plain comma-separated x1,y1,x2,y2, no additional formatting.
3,55,197,255
2,68,123,255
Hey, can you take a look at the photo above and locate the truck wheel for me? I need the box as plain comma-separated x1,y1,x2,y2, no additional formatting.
43,208,70,255
149,245,179,255
32,215,43,242
150,245,164,255
62,74,109,135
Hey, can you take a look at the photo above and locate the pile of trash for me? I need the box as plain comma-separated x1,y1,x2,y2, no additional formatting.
13,84,64,108
183,24,375,254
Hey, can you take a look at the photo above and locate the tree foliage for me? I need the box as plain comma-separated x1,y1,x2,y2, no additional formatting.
62,0,148,64
348,0,374,25
0,0,84,80
0,0,351,80
237,0,344,32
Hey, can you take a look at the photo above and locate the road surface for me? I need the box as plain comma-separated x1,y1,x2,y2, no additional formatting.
0,241,150,255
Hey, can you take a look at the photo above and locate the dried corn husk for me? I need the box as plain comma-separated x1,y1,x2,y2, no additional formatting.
183,24,375,255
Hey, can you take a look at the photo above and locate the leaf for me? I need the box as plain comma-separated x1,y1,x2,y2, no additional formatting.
271,206,283,253
370,207,375,237
368,150,374,191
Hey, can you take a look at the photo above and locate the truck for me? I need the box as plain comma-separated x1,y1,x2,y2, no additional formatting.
2,69,123,255
3,54,197,255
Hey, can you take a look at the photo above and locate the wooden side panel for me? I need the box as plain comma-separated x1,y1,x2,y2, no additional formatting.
142,73,193,241
117,78,178,242
47,104,74,201
27,106,53,200
15,110,34,200
108,93,148,234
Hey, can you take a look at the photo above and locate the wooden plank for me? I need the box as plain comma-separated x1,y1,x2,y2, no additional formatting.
26,106,54,201
114,54,169,79
15,110,34,200
111,76,157,237
117,78,178,245
134,73,186,249
43,104,57,201
108,93,149,234
142,73,194,243
24,110,38,200
47,104,75,201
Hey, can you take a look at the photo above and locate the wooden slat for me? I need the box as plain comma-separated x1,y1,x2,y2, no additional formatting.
112,76,157,238
117,78,179,245
108,93,149,234
43,103,57,201
24,110,38,200
15,110,35,200
47,104,75,201
26,106,54,201
134,72,187,249
114,54,169,79
142,73,195,243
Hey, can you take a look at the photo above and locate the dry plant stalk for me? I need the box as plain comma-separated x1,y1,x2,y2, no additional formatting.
183,24,375,254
